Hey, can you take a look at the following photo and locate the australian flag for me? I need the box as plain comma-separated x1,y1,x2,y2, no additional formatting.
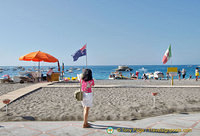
72,44,87,61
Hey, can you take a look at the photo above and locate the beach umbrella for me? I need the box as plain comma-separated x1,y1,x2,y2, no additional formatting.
19,51,59,72
2,74,9,77
2,74,10,79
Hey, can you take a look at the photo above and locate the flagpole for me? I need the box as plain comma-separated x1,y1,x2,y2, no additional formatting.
170,44,172,65
86,43,88,68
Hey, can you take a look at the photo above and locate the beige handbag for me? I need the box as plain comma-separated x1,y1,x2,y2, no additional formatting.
74,80,83,101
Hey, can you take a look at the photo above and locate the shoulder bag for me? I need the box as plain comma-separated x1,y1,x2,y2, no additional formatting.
74,80,83,101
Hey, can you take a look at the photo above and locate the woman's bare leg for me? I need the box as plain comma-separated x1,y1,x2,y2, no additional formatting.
83,107,90,125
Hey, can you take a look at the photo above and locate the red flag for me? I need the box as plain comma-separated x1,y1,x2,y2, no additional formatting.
57,61,60,71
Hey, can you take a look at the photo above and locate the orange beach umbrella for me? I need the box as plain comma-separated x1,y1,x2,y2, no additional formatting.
19,51,58,62
19,51,60,71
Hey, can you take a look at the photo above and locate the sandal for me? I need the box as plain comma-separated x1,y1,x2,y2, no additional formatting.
83,123,91,128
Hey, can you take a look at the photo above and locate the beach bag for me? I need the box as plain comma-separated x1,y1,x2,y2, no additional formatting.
74,80,83,101
74,90,83,101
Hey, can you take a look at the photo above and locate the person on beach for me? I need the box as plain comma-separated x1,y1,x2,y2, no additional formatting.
182,69,186,79
47,68,53,82
135,71,139,79
142,73,147,80
195,67,199,81
166,72,169,80
178,70,181,80
130,73,137,79
81,69,95,128
189,75,192,80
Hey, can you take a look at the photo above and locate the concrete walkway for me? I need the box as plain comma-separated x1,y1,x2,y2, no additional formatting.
0,113,199,136
0,82,52,109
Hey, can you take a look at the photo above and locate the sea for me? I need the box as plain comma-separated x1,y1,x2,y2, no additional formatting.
0,65,199,80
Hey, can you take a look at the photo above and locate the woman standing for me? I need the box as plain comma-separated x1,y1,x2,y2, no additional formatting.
81,69,95,128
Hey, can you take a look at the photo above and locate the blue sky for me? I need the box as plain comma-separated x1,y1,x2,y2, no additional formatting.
0,0,200,66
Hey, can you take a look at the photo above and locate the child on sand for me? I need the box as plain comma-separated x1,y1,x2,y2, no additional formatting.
80,69,95,128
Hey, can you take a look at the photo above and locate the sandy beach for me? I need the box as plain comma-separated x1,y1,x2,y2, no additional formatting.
0,80,200,121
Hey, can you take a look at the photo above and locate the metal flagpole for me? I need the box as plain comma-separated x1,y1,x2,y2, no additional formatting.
86,43,88,68
171,44,172,65
171,56,172,65
170,44,173,86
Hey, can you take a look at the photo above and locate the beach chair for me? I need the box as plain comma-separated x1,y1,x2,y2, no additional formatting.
13,76,21,83
31,71,41,82
18,72,35,83
50,72,60,81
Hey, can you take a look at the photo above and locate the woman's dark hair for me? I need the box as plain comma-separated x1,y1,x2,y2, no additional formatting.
82,69,93,81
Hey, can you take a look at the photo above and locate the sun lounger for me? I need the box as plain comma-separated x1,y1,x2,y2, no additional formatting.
31,71,41,82
16,72,36,83
13,76,21,83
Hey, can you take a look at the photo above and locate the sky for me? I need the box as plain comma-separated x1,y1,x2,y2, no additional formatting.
0,0,200,66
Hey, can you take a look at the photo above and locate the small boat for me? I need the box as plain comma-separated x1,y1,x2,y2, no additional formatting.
17,66,23,69
21,67,25,71
76,68,81,71
68,70,73,73
0,70,3,73
28,68,32,71
115,65,133,71
154,71,164,80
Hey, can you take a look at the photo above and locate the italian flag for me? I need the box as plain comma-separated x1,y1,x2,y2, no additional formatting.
162,45,172,64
